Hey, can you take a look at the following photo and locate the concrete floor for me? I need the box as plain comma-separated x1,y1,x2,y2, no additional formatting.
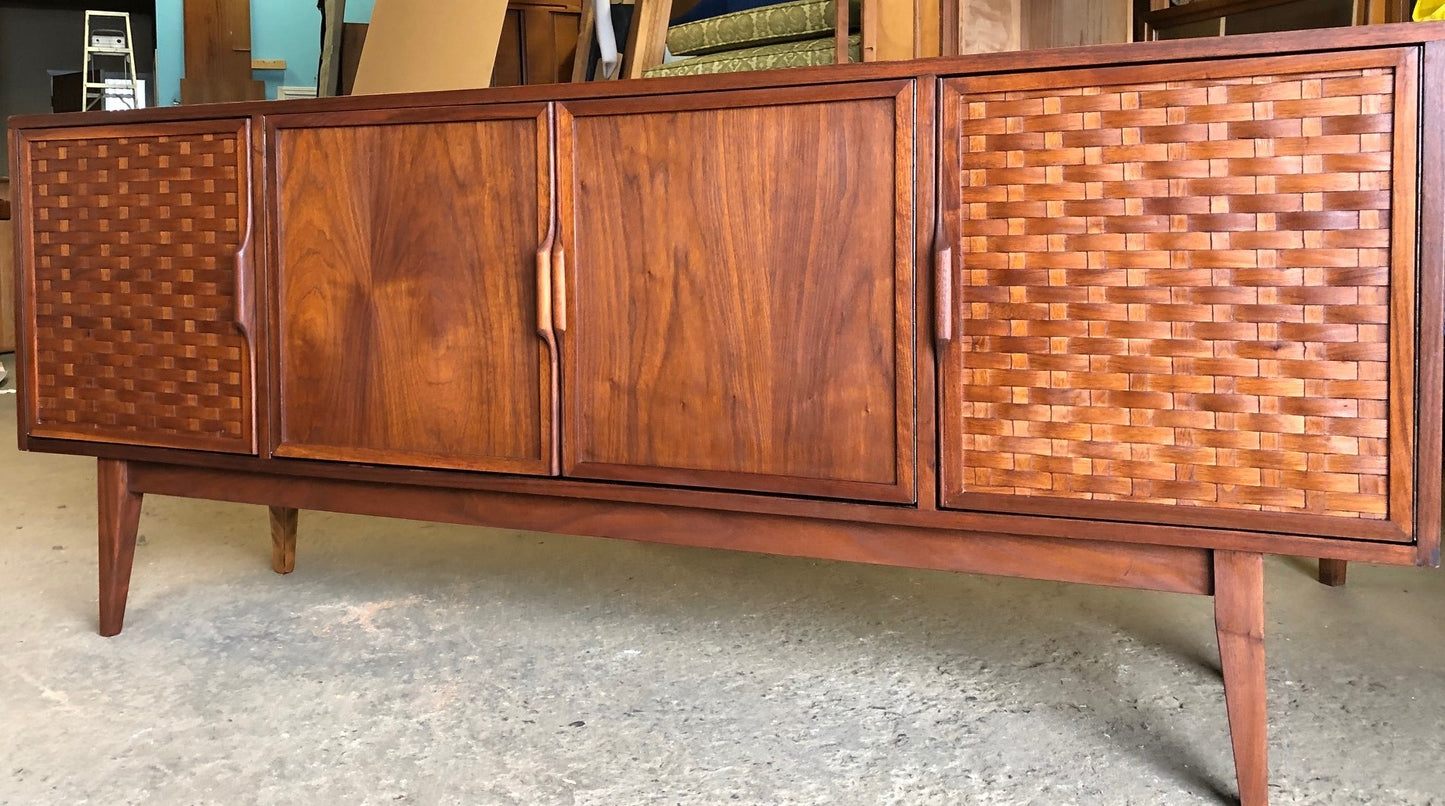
1,350,1443,805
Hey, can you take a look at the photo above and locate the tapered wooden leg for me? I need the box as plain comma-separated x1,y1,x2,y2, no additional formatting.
1215,550,1268,806
1317,558,1347,587
98,459,143,637
269,506,298,574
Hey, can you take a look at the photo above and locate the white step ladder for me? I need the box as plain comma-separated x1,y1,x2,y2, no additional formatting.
82,10,140,111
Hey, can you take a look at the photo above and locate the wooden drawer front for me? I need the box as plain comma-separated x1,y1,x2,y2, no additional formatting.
19,122,255,453
559,82,916,502
939,51,1419,541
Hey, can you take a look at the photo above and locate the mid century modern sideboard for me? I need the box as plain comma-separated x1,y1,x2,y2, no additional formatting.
9,21,1445,806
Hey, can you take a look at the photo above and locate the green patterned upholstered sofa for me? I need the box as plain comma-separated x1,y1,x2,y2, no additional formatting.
643,0,860,77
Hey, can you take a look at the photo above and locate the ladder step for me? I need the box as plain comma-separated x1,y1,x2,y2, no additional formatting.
86,48,135,55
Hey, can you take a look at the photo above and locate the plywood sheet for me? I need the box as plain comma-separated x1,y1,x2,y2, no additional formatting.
964,0,1020,53
352,0,509,94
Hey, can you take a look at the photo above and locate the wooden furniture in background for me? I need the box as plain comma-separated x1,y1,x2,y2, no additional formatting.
9,22,1445,806
0,178,12,354
339,23,369,95
1134,0,1411,41
494,0,583,85
180,0,265,103
1020,0,1131,49
938,0,1133,57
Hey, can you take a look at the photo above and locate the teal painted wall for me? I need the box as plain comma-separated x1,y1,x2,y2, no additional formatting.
155,1,181,105
344,1,374,23
157,0,370,105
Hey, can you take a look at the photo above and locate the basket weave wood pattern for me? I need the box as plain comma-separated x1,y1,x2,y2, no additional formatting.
26,128,252,452
950,65,1400,519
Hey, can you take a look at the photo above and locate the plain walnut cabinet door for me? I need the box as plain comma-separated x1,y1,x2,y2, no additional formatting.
269,105,559,474
556,82,917,502
937,50,1421,542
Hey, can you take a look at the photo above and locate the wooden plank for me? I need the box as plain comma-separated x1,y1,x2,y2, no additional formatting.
1022,0,1131,50
319,0,346,96
571,0,597,80
623,0,672,78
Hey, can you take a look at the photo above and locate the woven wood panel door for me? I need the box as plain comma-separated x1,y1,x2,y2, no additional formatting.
557,82,916,502
14,120,257,454
938,50,1421,542
269,105,559,475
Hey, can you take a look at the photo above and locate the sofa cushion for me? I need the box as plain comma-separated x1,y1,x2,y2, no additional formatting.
666,0,858,56
643,35,859,78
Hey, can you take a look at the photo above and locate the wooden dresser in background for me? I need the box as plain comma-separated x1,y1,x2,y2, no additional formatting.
494,0,584,85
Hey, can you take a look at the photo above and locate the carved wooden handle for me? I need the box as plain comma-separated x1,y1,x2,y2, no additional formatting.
536,246,554,338
934,246,953,342
232,232,254,339
551,241,567,333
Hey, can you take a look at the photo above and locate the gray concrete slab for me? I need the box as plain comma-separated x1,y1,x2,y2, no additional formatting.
1,357,1442,805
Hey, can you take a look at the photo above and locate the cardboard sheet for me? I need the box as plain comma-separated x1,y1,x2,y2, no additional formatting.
352,0,509,95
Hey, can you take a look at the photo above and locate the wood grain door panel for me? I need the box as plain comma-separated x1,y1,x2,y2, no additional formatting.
14,120,257,454
937,50,1420,541
270,106,557,474
558,82,916,502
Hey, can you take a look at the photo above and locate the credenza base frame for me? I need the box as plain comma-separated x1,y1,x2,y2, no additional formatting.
96,457,1269,804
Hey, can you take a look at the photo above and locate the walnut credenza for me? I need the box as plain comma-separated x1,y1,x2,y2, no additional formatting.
9,22,1445,806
